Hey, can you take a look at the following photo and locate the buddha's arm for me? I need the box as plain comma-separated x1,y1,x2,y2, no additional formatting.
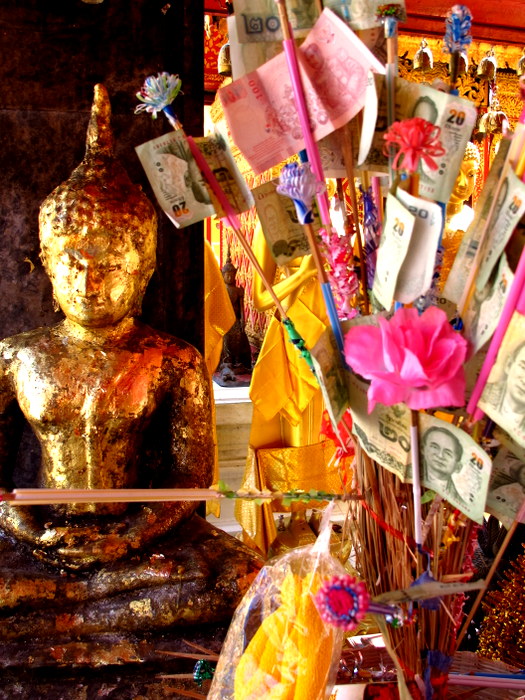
251,223,317,312
0,353,48,546
124,350,215,547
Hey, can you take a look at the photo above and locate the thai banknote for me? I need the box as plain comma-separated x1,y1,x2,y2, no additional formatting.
347,372,492,522
324,0,405,30
418,413,492,524
371,192,415,311
193,128,254,218
135,131,215,228
479,311,525,449
359,75,477,203
228,14,284,78
219,8,385,175
394,188,443,304
252,179,311,266
443,139,511,304
233,0,319,43
318,123,360,179
462,253,514,353
474,168,525,291
311,327,350,431
233,0,406,44
485,444,525,529
347,371,412,479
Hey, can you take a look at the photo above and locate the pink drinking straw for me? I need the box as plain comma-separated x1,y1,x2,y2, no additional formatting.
272,1,349,352
467,244,525,421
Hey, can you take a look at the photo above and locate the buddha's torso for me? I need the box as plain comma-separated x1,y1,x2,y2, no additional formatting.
1,321,194,515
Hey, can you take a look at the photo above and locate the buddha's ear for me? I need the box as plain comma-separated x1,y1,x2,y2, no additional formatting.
38,247,49,272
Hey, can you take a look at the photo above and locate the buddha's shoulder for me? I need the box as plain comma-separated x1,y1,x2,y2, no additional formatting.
134,324,204,366
0,326,55,360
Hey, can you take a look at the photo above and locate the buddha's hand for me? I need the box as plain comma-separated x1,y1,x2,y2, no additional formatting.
27,526,131,571
53,532,132,570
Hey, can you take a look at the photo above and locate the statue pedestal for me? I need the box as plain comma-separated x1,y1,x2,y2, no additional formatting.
0,625,228,699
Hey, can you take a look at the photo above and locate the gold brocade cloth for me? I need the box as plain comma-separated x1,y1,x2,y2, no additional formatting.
235,440,343,556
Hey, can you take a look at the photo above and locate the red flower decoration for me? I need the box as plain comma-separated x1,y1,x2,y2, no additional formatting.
384,117,446,174
314,575,370,631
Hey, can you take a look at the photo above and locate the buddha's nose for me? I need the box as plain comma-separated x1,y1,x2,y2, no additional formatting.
77,267,103,295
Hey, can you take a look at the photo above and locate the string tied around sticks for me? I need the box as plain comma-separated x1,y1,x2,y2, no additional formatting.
135,72,182,118
282,317,316,374
423,650,454,700
383,118,446,175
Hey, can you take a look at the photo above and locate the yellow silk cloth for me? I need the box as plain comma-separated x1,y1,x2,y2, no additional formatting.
204,241,236,516
235,440,343,556
204,240,236,377
234,571,336,700
236,277,334,554
248,278,326,429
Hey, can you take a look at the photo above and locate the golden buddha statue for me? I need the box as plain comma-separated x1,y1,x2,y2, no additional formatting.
0,85,260,666
440,141,481,288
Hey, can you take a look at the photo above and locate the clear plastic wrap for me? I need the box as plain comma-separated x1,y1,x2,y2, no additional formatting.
208,515,346,700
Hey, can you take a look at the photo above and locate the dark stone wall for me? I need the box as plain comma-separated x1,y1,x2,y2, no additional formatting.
0,0,204,349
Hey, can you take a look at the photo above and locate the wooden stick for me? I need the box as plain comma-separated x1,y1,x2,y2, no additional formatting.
157,651,220,661
181,639,218,657
3,488,225,505
303,222,328,284
1,487,363,506
410,409,423,550
338,124,369,314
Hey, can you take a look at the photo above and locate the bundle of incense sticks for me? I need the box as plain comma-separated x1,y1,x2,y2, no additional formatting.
0,487,363,506
349,445,479,688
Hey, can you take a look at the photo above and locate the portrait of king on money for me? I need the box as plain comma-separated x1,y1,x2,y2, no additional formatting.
421,425,466,507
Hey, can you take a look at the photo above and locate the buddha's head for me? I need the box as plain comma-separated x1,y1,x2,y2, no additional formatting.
39,84,157,328
221,250,237,286
448,141,480,209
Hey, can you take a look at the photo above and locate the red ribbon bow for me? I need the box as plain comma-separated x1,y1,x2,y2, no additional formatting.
384,117,446,174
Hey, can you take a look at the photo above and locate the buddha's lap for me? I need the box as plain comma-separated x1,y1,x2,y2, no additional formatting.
0,514,262,636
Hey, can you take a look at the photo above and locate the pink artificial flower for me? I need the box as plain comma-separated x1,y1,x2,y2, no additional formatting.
383,117,446,174
344,306,468,412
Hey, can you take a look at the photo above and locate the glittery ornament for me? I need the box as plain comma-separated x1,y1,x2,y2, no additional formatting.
478,546,525,666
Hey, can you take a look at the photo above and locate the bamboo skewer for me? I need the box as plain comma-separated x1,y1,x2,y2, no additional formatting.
0,487,363,506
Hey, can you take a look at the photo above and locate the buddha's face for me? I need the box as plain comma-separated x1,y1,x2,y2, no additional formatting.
449,157,478,206
43,230,150,328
